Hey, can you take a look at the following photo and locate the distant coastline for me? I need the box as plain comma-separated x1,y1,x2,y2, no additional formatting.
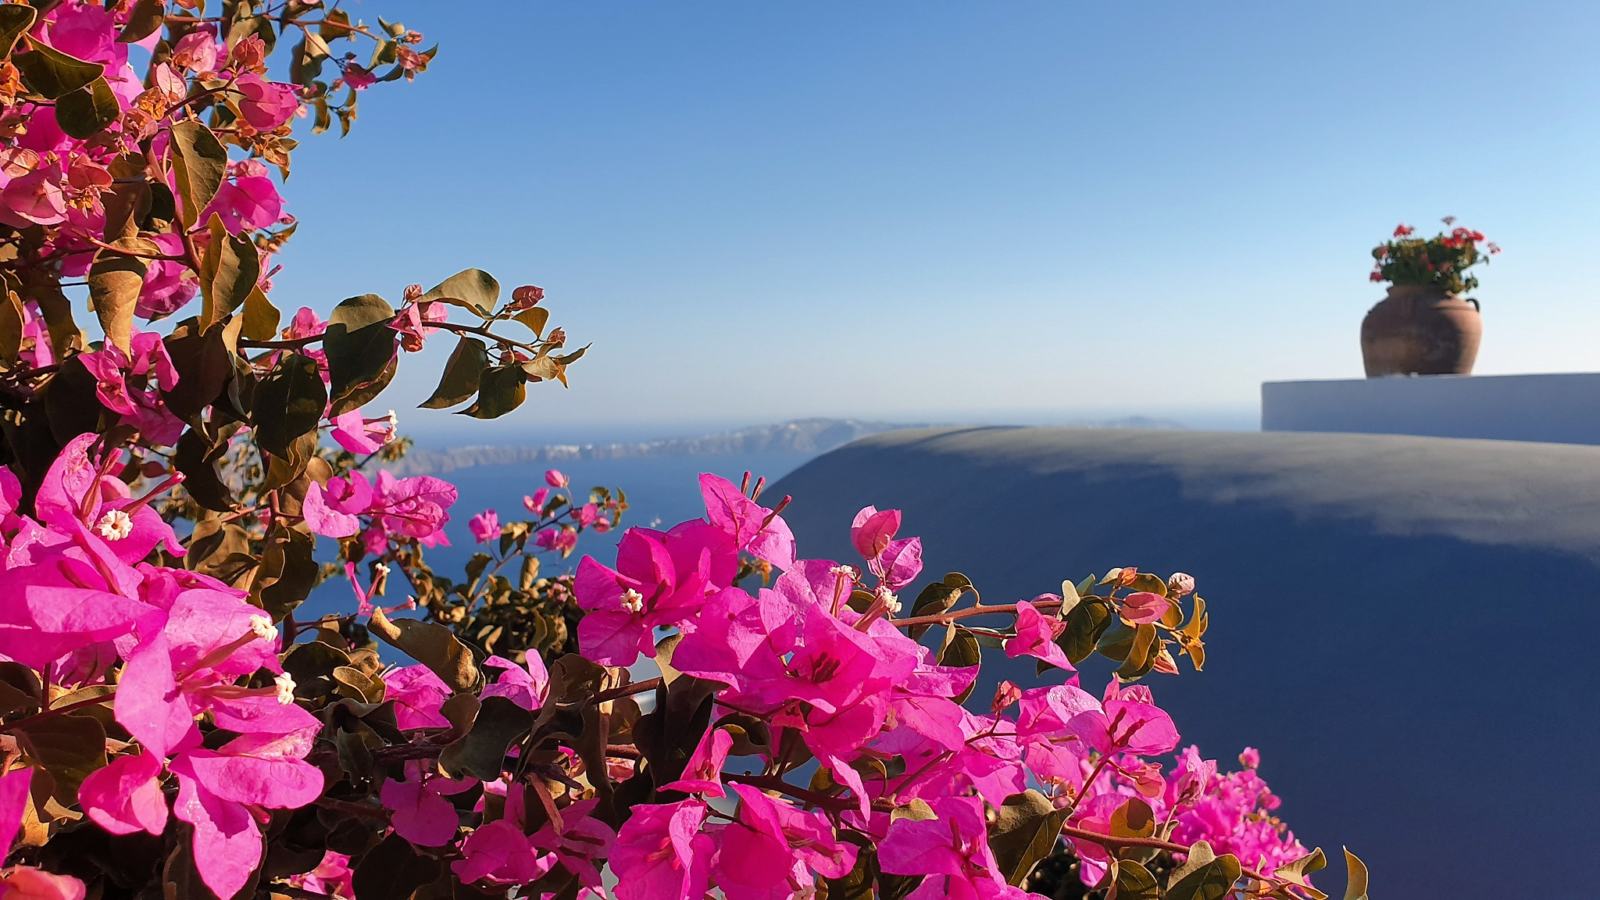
380,415,1186,476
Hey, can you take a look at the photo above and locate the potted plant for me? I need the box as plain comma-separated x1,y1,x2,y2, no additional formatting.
1361,217,1500,376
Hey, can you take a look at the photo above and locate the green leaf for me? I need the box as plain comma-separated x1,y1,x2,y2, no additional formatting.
1113,860,1163,899
1109,797,1155,841
14,43,103,99
907,572,973,639
987,790,1070,886
512,306,549,337
1060,597,1113,664
324,295,399,415
421,268,499,316
116,0,166,43
1167,841,1242,900
353,834,442,899
55,76,120,138
14,714,106,801
174,428,236,512
87,237,156,354
240,285,281,341
254,353,327,458
329,293,395,331
419,335,487,409
367,606,480,692
169,121,228,228
937,626,980,705
438,696,534,781
459,364,526,419
1116,622,1160,679
1343,848,1370,900
257,524,318,623
161,317,239,420
0,5,37,57
199,214,260,329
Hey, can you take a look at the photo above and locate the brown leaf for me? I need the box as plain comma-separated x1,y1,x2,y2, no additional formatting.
87,238,157,354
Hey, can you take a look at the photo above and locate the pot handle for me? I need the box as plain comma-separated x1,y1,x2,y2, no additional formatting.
1465,297,1480,312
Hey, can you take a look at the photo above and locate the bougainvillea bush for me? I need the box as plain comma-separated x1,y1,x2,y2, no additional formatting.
0,3,1367,898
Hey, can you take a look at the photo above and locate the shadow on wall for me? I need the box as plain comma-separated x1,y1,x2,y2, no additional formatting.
771,427,1600,900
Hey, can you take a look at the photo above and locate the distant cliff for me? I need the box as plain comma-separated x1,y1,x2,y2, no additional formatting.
381,415,1188,476
380,418,922,476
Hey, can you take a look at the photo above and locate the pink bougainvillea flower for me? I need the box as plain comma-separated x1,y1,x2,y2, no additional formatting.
77,751,168,836
0,169,68,227
573,522,732,664
849,506,922,589
136,233,199,318
170,736,325,900
544,468,569,488
850,506,900,560
879,795,1025,899
76,333,184,446
113,587,294,759
480,653,550,711
1003,599,1074,670
522,489,550,515
365,471,457,547
469,509,500,543
1059,679,1180,757
451,819,558,886
329,409,395,454
234,72,298,130
534,525,578,556
201,160,283,233
1121,590,1173,625
873,534,923,590
714,784,856,899
287,851,355,898
385,664,452,730
698,473,796,570
341,61,377,90
527,797,616,887
27,432,185,566
381,760,469,847
389,301,446,352
610,800,713,900
302,472,374,538
170,28,220,71
661,725,734,798
575,501,600,527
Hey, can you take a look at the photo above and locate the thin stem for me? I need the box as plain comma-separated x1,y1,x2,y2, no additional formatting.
890,597,1065,629
1057,825,1292,893
589,677,662,705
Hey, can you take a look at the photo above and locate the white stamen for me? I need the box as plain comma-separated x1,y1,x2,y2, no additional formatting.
274,672,296,704
875,586,902,615
374,562,390,577
95,509,134,541
385,409,399,439
249,615,279,642
829,564,856,578
621,588,645,614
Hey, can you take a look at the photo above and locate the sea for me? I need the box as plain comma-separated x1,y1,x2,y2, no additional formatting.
301,450,815,621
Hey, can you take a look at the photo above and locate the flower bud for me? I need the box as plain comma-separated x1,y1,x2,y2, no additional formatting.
991,680,1022,714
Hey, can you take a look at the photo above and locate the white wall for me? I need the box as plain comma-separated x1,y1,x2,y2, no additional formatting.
1262,373,1600,444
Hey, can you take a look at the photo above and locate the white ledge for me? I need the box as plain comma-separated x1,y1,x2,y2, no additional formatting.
1262,372,1600,445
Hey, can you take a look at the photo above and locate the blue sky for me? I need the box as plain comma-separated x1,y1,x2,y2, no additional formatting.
271,0,1600,439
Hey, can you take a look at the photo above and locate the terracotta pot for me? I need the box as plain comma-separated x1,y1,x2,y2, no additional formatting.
1359,285,1482,377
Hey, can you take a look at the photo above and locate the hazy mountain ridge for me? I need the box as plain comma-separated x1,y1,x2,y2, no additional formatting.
382,415,1187,476
381,418,922,476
